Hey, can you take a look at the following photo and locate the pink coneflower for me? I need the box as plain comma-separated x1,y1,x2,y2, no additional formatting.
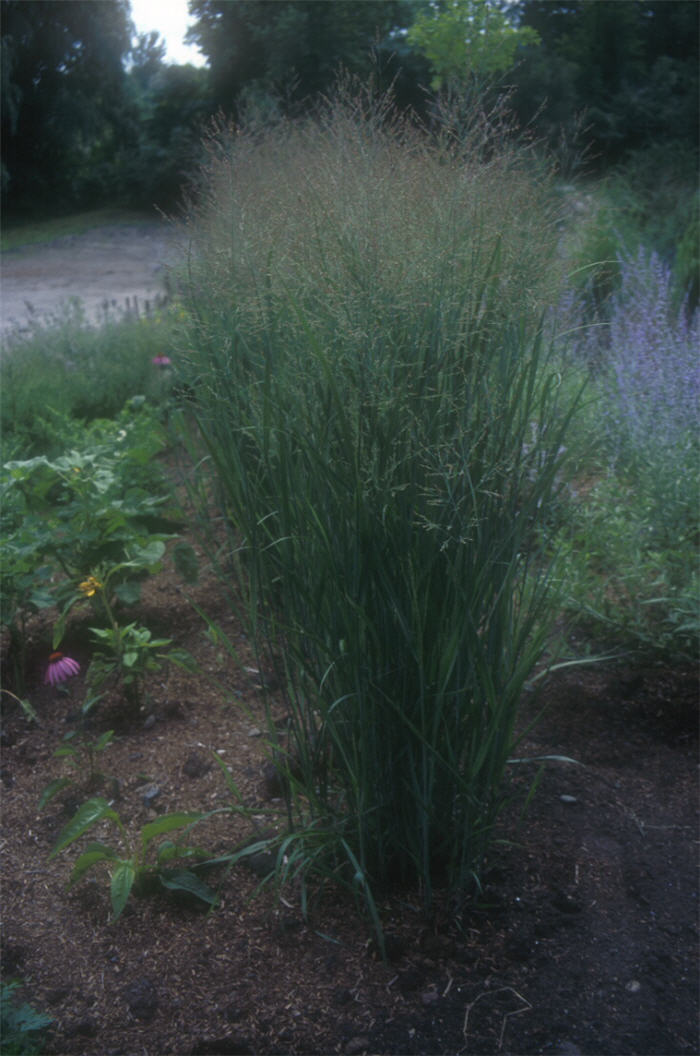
44,652,80,686
151,355,172,367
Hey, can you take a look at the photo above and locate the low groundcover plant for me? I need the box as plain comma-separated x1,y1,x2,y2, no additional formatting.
49,798,217,920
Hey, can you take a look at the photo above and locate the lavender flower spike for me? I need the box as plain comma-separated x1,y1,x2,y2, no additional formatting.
44,652,80,686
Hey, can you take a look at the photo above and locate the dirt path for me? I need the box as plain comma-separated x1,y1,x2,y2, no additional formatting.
1,222,183,337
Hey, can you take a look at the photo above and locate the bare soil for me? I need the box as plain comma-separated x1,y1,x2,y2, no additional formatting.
1,450,698,1056
1,221,180,337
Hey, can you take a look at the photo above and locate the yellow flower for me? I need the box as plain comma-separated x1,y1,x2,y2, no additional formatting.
78,575,102,598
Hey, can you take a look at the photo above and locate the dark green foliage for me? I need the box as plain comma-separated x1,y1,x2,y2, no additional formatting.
0,981,52,1055
1,0,132,214
187,0,403,112
120,62,211,209
511,0,699,166
0,308,177,457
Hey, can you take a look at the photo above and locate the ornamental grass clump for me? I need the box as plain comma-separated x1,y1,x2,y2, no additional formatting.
179,89,576,918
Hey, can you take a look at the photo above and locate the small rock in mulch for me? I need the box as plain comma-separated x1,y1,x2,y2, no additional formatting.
552,890,582,914
261,759,287,799
0,942,25,974
398,967,425,994
64,1018,98,1038
183,751,211,779
45,986,71,1005
123,976,159,1021
333,987,354,1006
244,849,277,878
137,783,162,808
190,1035,254,1055
345,1036,371,1055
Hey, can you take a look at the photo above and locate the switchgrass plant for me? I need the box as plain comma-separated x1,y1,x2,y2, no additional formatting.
179,89,578,920
555,247,699,661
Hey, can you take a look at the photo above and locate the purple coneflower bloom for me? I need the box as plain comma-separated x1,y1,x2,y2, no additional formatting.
151,355,172,367
44,652,80,686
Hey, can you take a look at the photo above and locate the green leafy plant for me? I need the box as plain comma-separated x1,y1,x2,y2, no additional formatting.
38,728,115,809
49,797,217,920
0,980,52,1056
58,552,195,712
86,621,177,711
1,305,181,456
1,403,181,693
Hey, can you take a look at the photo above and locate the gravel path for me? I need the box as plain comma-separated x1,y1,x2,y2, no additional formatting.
1,221,183,338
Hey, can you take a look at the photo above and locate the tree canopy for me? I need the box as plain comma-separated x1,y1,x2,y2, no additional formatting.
406,0,540,88
1,0,132,207
186,0,403,110
1,0,697,218
511,0,699,163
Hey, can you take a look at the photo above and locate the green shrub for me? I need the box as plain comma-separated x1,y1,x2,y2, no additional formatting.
1,303,178,457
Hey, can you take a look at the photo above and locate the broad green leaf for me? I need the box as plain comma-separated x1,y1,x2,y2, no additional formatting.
140,813,202,850
110,860,136,919
69,842,118,885
49,798,119,857
52,614,67,650
113,580,142,605
53,744,78,759
166,649,198,673
94,729,115,752
14,695,38,723
156,839,177,864
122,651,138,667
129,540,166,568
157,841,207,865
38,777,71,809
89,626,112,641
28,587,55,609
159,869,218,905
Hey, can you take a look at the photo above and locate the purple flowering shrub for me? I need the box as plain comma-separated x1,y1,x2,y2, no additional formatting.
555,247,699,659
564,248,698,545
604,249,698,542
606,250,698,452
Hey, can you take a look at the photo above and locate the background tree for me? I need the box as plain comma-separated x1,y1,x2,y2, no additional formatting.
1,0,133,215
405,0,539,89
121,57,211,209
510,0,699,166
186,0,403,114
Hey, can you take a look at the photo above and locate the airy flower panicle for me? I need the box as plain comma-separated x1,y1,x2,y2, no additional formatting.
78,575,102,598
44,652,80,687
